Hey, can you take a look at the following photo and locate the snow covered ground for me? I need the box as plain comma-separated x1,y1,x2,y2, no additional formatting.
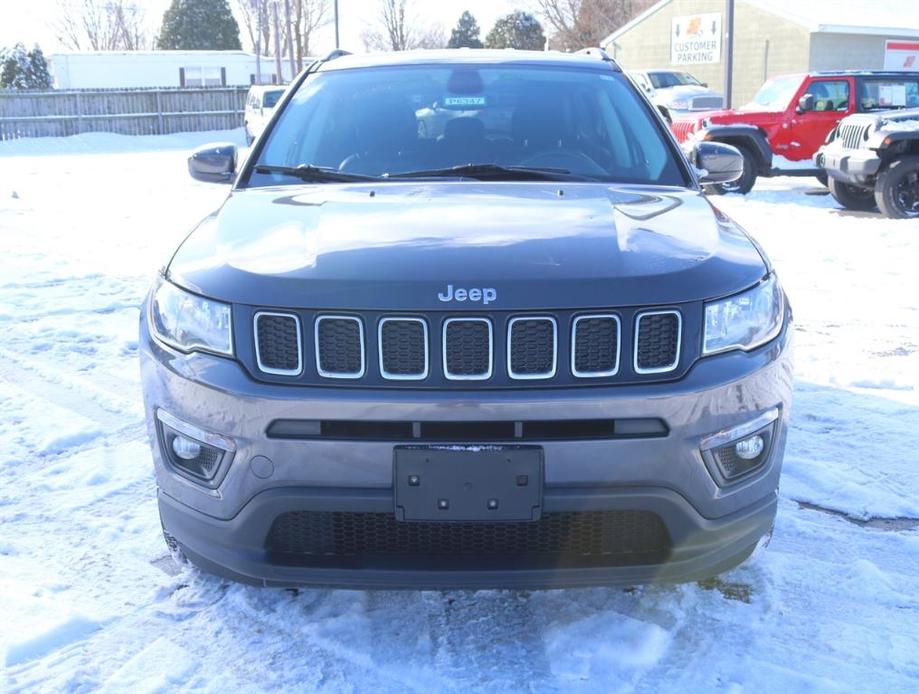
1,131,918,692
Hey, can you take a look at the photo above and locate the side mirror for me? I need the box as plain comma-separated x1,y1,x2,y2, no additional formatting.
188,143,237,184
657,104,672,124
693,141,744,184
796,94,815,113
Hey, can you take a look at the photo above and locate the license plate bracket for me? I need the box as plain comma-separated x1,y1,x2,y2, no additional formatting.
394,446,543,522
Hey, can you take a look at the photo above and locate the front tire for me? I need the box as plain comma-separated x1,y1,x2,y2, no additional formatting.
815,171,828,187
705,145,757,195
875,156,919,219
828,177,877,211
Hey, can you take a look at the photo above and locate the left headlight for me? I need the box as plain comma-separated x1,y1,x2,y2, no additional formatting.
703,274,785,355
149,278,233,356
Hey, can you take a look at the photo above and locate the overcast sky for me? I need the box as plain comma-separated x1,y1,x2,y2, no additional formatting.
0,0,528,54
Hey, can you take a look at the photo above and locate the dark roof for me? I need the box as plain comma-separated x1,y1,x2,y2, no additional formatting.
808,70,919,77
316,49,619,72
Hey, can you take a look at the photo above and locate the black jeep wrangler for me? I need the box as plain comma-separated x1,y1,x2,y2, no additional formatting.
816,108,919,218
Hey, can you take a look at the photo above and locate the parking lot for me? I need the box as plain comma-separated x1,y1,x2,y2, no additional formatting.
1,130,918,691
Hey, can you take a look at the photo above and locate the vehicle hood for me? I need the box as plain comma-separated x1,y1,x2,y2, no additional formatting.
673,108,778,125
654,84,718,100
167,182,767,310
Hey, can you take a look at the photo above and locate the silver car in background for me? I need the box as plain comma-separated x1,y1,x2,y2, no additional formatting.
630,70,724,113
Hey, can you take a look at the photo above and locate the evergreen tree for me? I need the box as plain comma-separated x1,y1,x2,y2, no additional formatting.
485,11,546,51
26,46,52,89
157,0,242,50
0,43,51,89
447,11,484,49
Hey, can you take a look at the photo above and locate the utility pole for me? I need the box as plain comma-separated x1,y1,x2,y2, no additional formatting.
273,0,282,84
254,0,262,84
334,0,340,49
284,0,295,79
724,0,735,108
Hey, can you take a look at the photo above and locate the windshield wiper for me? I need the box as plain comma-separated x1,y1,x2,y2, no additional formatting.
386,163,594,182
254,164,380,182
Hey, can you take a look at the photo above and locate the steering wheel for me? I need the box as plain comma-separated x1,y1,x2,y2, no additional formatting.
517,148,607,176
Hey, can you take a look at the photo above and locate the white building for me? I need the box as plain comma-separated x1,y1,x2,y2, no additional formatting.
49,51,298,90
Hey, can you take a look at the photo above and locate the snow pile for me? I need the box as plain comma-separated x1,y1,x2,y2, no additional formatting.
1,133,918,690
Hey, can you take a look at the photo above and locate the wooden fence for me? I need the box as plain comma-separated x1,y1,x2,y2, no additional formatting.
0,87,249,140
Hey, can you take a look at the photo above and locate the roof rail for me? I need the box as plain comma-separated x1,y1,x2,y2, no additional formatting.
575,47,620,70
320,49,352,63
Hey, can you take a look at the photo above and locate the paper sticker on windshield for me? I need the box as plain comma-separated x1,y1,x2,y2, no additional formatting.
443,96,487,107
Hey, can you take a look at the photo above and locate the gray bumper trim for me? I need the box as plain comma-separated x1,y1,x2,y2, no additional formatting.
821,149,883,185
159,485,777,589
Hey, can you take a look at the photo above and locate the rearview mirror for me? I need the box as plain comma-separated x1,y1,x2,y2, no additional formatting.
188,143,237,184
692,141,744,184
796,94,815,113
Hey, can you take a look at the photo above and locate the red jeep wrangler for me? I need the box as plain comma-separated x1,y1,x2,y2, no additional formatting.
670,71,919,194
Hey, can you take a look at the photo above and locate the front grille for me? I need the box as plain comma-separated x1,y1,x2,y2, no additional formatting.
266,510,672,569
248,308,686,386
254,312,302,375
572,315,620,377
508,317,556,378
635,311,681,373
443,318,492,379
316,316,364,378
670,120,696,142
379,318,428,379
690,96,723,110
838,123,869,150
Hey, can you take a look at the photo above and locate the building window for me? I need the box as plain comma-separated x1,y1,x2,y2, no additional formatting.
181,66,224,87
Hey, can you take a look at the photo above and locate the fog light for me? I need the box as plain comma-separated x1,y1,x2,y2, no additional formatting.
701,409,779,483
171,435,202,460
155,410,235,485
735,435,764,460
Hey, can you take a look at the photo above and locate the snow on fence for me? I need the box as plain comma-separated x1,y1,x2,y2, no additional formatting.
0,87,248,140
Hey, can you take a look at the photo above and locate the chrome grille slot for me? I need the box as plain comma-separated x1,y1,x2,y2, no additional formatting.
379,318,428,380
443,318,492,380
254,312,302,375
838,123,868,150
572,315,620,377
315,316,365,378
507,317,556,379
634,310,681,374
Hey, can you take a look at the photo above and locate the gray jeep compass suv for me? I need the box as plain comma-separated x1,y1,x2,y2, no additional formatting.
141,49,793,588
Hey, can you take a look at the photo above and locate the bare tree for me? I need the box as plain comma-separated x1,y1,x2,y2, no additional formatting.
291,0,330,68
53,0,149,51
362,0,443,52
236,0,327,70
536,0,653,51
235,0,272,55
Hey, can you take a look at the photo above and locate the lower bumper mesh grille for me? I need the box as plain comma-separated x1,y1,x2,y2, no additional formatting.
266,510,672,569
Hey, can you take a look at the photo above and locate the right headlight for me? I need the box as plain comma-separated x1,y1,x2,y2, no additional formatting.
703,274,785,355
149,278,233,357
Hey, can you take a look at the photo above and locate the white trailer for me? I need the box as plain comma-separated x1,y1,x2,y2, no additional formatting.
49,51,297,90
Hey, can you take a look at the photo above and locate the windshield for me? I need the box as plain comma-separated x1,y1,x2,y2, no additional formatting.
649,71,701,89
249,64,686,186
263,89,285,108
741,75,802,111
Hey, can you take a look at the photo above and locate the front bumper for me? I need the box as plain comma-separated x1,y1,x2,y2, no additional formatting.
141,316,793,588
816,147,882,187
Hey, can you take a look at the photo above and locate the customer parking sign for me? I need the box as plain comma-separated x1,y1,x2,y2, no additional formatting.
671,13,722,65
